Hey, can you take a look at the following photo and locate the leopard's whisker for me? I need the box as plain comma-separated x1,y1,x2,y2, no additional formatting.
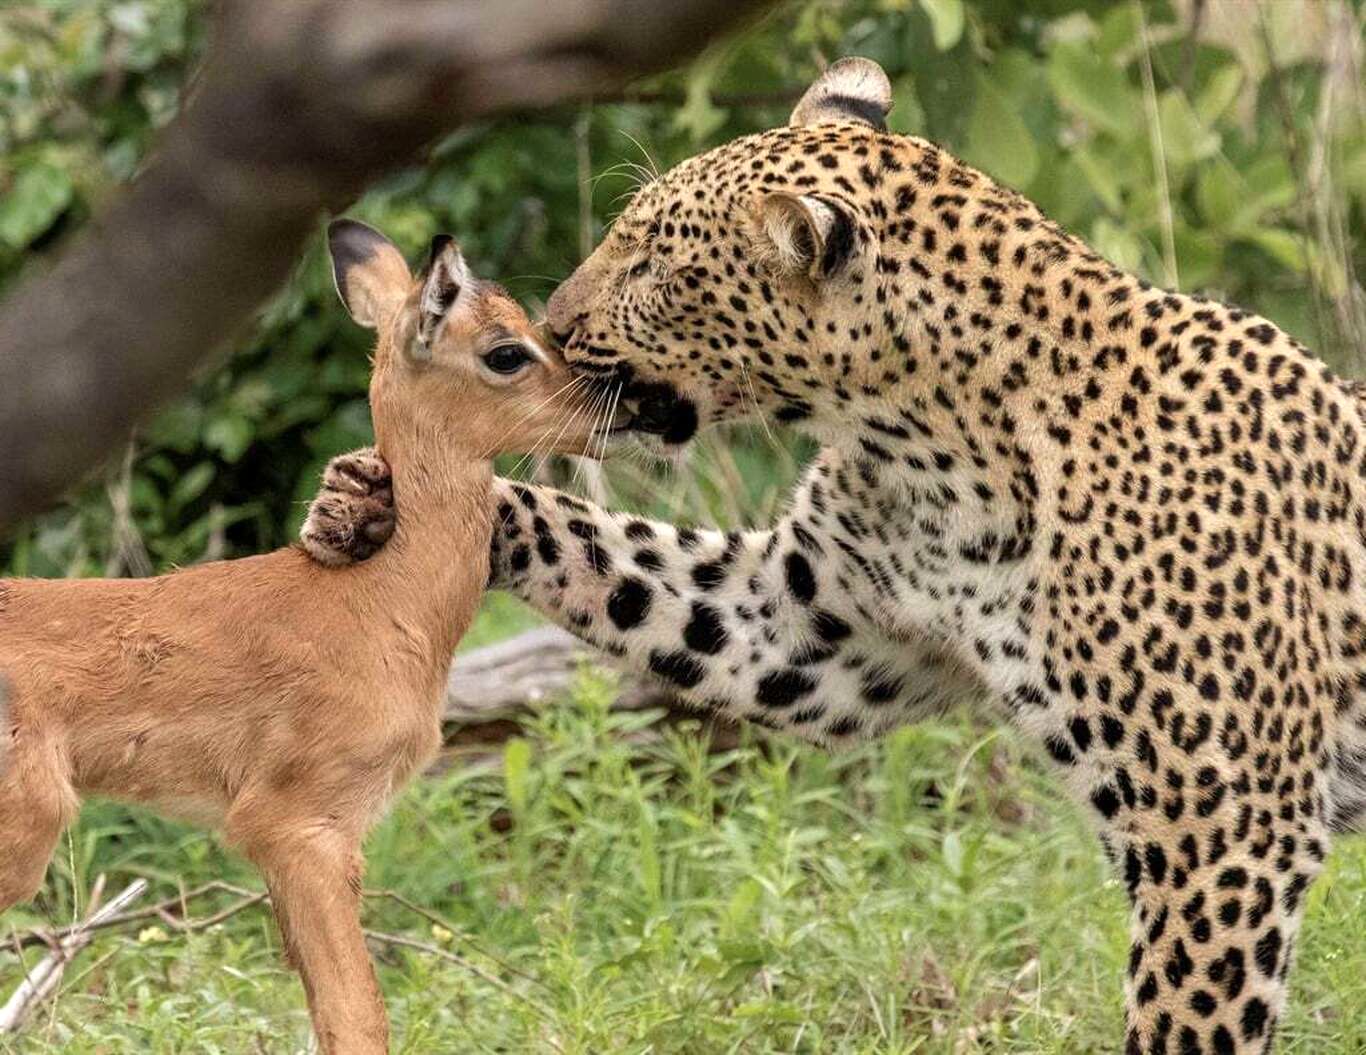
479,375,588,462
599,381,623,464
738,360,780,453
506,393,580,479
481,378,582,463
523,379,599,486
573,380,617,491
570,382,614,491
617,131,661,183
600,379,623,449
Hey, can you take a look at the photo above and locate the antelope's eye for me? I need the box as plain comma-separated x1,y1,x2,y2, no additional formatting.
482,343,533,375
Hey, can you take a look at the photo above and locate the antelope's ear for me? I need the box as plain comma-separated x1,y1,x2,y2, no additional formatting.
328,219,410,329
412,235,470,361
754,192,857,279
789,57,892,130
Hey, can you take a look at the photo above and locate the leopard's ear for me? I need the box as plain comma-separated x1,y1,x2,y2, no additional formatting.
789,57,892,130
328,219,410,329
754,192,857,279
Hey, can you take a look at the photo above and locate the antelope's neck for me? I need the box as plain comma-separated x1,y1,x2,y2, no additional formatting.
357,431,495,661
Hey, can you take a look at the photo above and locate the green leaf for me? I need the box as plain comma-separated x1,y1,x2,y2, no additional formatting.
1195,64,1243,124
144,399,204,454
0,162,73,248
1246,229,1308,273
1073,147,1124,214
724,878,764,933
887,75,926,136
1171,225,1223,290
673,52,728,144
1155,91,1220,170
504,738,531,816
307,399,374,455
1343,136,1366,202
1241,156,1298,217
637,804,661,903
1196,159,1246,231
168,463,215,514
918,0,964,51
1047,41,1139,138
903,16,977,142
942,829,964,877
1095,4,1141,59
962,73,1038,189
203,414,254,463
1090,217,1145,274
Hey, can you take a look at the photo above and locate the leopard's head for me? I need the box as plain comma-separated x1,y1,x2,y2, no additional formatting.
548,58,917,451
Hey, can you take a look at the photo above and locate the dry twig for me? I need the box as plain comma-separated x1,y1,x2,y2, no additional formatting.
5,879,264,953
0,878,148,1035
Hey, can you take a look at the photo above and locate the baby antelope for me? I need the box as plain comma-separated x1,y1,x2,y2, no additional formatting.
0,221,607,1053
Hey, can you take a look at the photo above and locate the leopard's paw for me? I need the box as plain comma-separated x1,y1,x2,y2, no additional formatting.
300,448,396,566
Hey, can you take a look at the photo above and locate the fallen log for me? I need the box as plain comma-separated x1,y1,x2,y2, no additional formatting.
444,625,671,719
441,626,744,752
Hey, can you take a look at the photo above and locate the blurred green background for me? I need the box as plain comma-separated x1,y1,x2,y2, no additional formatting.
2,0,1362,577
3,3,1366,1052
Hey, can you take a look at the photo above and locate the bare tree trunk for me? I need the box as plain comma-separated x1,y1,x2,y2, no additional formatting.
0,0,775,533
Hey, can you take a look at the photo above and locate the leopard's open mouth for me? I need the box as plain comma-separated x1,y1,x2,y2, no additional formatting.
574,363,700,446
619,386,699,445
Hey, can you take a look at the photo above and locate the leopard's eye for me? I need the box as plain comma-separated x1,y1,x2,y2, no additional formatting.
482,343,533,375
627,258,651,278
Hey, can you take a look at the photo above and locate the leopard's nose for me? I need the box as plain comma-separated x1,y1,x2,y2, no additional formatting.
546,279,584,343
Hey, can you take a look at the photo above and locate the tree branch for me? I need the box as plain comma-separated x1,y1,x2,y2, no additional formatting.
0,0,777,533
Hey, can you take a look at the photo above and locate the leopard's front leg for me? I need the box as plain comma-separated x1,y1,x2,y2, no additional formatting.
486,475,970,744
301,449,963,744
1089,748,1327,1054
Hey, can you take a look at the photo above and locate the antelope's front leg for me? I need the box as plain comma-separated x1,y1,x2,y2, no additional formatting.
232,813,388,1054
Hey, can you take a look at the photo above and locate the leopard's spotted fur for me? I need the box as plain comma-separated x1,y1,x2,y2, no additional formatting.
305,59,1366,1052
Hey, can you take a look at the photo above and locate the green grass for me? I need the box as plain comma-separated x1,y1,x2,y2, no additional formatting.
5,608,1366,1053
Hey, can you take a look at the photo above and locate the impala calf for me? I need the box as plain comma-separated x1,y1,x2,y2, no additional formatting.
0,220,609,1053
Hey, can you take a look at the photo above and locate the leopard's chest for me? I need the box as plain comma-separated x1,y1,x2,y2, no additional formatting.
793,461,1050,711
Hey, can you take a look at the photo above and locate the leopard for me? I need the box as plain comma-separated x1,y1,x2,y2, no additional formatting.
301,58,1366,1053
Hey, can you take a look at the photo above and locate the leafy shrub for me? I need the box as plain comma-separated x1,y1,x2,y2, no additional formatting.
2,0,1361,574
